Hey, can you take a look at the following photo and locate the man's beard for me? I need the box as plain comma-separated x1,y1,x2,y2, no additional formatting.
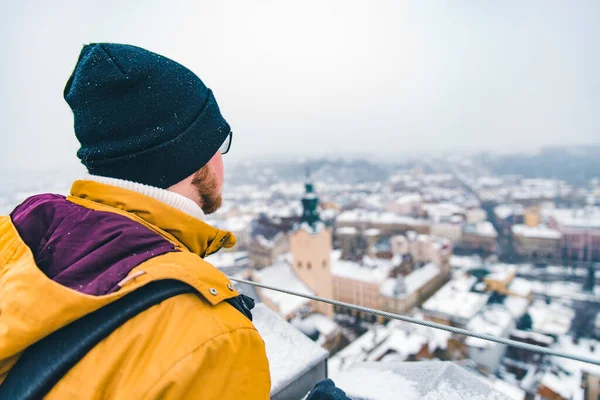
191,165,222,215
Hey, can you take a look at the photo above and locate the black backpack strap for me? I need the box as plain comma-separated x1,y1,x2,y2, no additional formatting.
0,279,253,400
226,292,255,321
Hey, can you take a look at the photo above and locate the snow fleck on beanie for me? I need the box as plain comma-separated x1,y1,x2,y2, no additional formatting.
64,43,230,188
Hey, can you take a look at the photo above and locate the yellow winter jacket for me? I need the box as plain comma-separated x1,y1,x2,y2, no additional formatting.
0,180,271,399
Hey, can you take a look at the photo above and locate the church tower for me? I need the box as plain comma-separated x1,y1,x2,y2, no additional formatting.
289,170,334,318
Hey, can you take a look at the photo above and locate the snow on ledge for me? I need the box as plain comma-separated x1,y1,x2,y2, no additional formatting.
333,361,508,400
252,304,328,396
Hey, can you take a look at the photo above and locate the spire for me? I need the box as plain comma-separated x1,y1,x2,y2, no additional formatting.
300,166,320,230
305,166,315,194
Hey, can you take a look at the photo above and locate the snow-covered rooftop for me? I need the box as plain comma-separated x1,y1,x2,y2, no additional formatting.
366,329,428,362
493,204,524,220
395,193,423,204
364,228,382,236
510,329,554,346
463,221,497,237
529,279,600,302
205,251,248,270
485,264,517,283
320,208,338,222
337,209,430,226
336,226,358,235
255,262,313,316
423,202,466,220
511,224,561,240
508,180,569,201
503,296,529,318
466,305,514,349
528,300,574,336
367,319,451,364
422,275,489,322
331,257,392,284
381,263,441,298
205,214,254,233
255,232,285,248
298,313,339,339
547,207,600,230
539,366,583,400
508,277,533,298
295,221,327,235
328,325,391,376
488,378,525,400
450,255,484,271
476,176,505,188
552,335,600,377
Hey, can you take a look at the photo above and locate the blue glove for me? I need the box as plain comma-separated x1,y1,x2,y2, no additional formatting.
306,379,350,400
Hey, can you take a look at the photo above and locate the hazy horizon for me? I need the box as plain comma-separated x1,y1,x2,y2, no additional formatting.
2,1,599,172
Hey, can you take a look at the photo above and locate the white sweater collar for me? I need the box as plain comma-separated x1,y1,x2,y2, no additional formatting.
85,175,206,221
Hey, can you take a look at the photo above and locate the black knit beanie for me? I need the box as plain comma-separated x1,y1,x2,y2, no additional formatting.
64,43,231,188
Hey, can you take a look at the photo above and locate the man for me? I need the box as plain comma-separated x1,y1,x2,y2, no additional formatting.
0,43,270,399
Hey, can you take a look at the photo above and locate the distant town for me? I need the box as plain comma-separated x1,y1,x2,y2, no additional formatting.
2,146,599,399
206,147,600,400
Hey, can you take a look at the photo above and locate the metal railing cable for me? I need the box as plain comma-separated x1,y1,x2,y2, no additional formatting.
229,277,600,366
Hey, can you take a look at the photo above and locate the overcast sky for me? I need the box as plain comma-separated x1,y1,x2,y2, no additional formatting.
1,0,598,171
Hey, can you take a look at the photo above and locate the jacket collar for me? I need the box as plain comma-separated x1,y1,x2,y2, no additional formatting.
69,180,236,257
84,175,206,220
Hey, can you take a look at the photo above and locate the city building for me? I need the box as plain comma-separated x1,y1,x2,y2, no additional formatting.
335,226,362,259
289,178,334,318
336,209,431,235
331,254,392,321
459,221,498,254
328,321,450,376
379,263,447,316
422,274,490,328
385,193,424,216
483,265,517,294
257,179,451,325
466,208,487,223
390,232,452,270
546,207,600,262
464,305,517,374
248,214,292,269
253,255,314,320
493,204,525,236
292,313,344,353
430,217,463,244
511,224,562,261
524,205,541,227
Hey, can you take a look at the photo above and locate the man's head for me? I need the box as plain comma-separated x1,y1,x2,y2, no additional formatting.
64,43,231,213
